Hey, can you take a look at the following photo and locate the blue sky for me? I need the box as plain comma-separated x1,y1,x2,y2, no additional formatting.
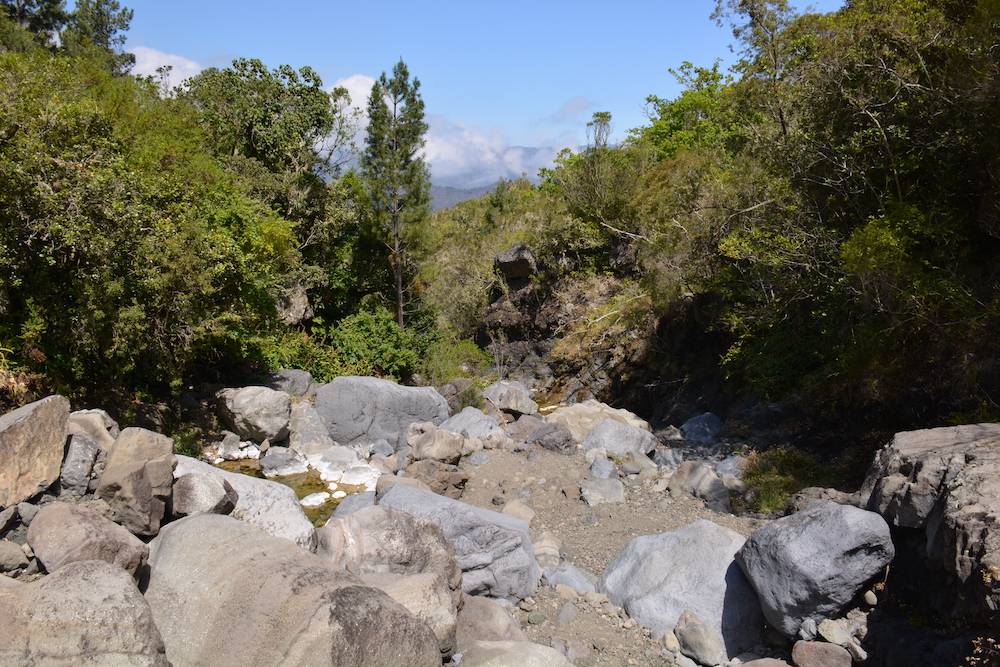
124,0,843,187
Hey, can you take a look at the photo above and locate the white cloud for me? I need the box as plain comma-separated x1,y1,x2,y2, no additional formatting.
425,115,565,188
548,95,595,124
331,73,570,188
131,46,203,90
332,73,377,115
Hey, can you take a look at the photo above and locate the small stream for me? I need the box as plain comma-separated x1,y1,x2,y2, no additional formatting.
216,459,365,527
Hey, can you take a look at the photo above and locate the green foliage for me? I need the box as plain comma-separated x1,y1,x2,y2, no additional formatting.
1,0,67,41
362,59,430,327
0,11,38,51
740,447,847,514
419,337,492,386
414,179,606,336
255,331,342,384
634,62,740,159
327,307,420,380
0,49,296,397
62,0,134,73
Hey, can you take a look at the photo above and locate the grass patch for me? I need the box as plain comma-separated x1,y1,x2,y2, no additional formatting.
740,447,849,514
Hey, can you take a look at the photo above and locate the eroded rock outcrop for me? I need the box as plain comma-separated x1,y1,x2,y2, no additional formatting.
378,484,540,601
860,423,1000,624
0,560,167,665
145,514,441,667
314,376,449,450
0,395,69,508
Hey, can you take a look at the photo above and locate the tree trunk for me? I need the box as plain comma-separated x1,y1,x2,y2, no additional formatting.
392,208,405,328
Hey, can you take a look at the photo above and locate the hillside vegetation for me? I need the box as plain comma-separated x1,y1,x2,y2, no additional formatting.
418,0,1000,438
2,0,999,448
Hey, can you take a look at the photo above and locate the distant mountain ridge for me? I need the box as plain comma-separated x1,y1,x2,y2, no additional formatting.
430,183,497,211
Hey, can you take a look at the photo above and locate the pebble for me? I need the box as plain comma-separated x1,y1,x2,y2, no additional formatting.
527,611,546,625
583,591,608,606
864,589,878,606
846,639,868,662
299,492,330,508
817,618,852,646
662,630,680,652
555,583,578,600
561,484,580,499
555,602,578,626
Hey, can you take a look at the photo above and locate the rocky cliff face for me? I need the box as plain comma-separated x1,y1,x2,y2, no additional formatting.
477,245,651,407
860,423,1000,629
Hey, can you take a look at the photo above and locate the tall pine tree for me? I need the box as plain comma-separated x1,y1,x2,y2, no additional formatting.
361,59,429,328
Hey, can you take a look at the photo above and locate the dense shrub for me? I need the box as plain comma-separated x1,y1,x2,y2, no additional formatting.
327,308,420,380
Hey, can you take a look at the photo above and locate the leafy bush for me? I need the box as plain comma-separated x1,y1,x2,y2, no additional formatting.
327,308,419,380
419,337,492,386
0,50,297,398
255,331,342,383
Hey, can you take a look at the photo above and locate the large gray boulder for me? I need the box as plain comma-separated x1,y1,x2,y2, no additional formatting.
266,368,314,396
543,561,598,593
259,445,309,477
581,477,626,505
67,408,119,451
317,505,462,654
529,422,576,454
408,421,465,464
482,380,538,416
460,640,574,667
331,490,375,517
599,519,763,657
0,395,69,508
216,386,291,442
669,461,732,512
440,406,505,439
860,422,1000,622
174,455,315,550
314,376,449,450
27,502,148,576
0,559,167,665
171,472,238,517
145,514,440,667
288,401,335,457
546,399,650,442
736,500,894,637
582,418,658,458
680,412,723,444
95,427,176,536
455,594,527,651
378,484,540,601
59,432,100,498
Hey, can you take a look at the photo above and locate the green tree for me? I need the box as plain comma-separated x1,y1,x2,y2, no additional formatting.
0,49,298,398
63,0,134,73
0,0,65,41
185,58,363,323
544,112,648,242
361,59,430,328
